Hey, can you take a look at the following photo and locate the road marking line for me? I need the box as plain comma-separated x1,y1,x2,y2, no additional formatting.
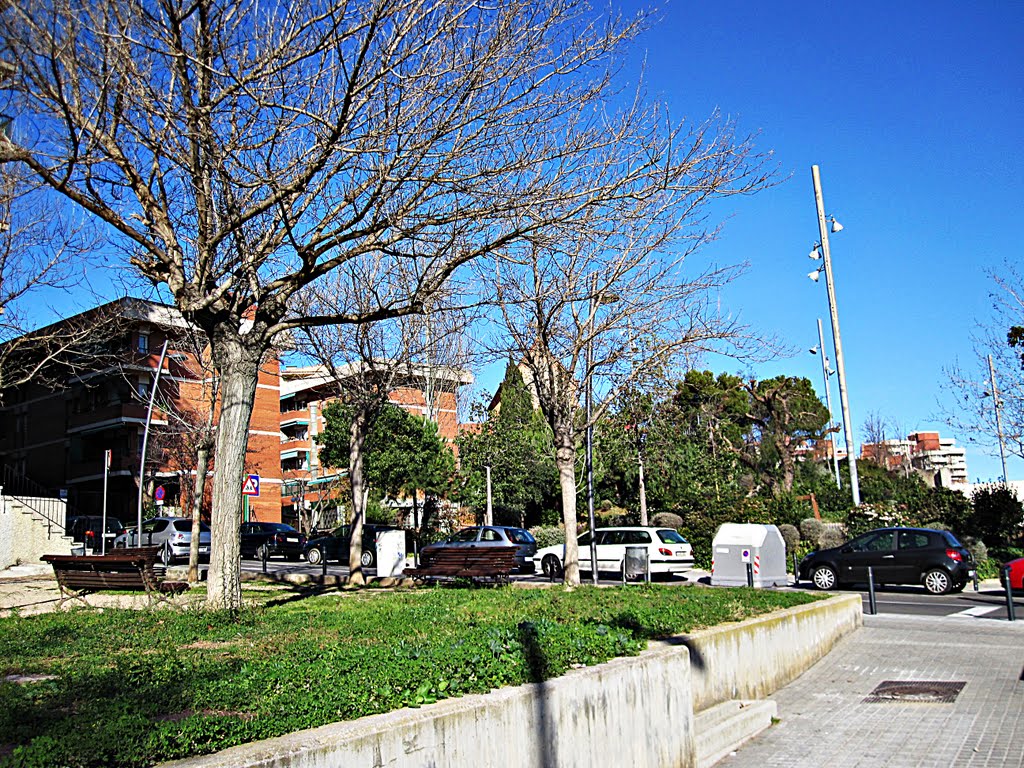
952,605,1002,617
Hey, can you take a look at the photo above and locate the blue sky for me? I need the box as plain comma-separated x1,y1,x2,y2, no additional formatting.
23,1,1020,483
602,0,1023,483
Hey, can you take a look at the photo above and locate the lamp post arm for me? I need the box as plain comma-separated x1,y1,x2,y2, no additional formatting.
137,339,169,543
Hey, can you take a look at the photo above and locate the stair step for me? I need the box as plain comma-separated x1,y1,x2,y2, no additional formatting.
695,699,776,768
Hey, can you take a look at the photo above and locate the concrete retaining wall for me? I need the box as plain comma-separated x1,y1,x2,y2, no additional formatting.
0,493,72,570
161,594,862,768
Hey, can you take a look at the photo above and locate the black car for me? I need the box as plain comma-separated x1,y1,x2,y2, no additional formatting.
798,526,975,595
303,524,409,567
421,526,537,573
239,522,306,561
66,515,124,551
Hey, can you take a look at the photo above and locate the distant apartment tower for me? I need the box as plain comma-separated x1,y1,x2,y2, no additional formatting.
860,430,968,487
277,364,472,529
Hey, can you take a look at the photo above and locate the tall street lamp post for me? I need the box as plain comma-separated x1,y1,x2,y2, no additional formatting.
585,282,618,586
986,354,1009,483
812,317,841,488
810,165,861,506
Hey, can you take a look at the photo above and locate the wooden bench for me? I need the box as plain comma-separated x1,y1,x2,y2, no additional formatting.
404,546,519,585
40,547,191,609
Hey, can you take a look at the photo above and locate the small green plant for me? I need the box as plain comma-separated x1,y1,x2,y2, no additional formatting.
817,526,845,550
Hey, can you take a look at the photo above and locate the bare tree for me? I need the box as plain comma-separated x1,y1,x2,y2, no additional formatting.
296,260,472,583
1,0,697,609
942,265,1024,465
487,111,775,584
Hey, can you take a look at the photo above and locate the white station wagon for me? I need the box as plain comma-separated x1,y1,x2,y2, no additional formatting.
534,526,694,579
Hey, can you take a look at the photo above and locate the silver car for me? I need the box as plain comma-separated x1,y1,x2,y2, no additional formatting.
421,526,537,573
114,516,211,566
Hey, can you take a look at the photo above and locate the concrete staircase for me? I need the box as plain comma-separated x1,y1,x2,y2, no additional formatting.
0,493,76,570
695,699,777,768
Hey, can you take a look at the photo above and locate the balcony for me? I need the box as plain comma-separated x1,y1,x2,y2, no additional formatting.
68,454,139,481
280,437,310,454
280,407,310,424
67,403,154,433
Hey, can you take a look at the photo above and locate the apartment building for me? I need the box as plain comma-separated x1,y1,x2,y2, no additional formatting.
860,430,969,487
277,363,472,529
0,299,282,526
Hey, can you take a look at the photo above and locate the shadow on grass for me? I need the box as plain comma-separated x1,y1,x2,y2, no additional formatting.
260,583,335,608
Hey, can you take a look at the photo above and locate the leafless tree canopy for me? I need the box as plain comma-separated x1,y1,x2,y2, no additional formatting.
0,0,772,605
942,264,1024,461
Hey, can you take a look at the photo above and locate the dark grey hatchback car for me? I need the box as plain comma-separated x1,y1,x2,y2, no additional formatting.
799,526,975,595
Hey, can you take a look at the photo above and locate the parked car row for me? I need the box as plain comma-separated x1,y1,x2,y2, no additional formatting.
66,515,124,551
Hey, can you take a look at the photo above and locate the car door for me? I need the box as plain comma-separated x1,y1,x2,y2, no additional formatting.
596,530,627,573
140,518,168,548
895,529,936,584
574,531,596,572
837,530,897,584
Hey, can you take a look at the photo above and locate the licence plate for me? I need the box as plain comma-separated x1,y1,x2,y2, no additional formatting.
968,570,976,578
285,536,298,543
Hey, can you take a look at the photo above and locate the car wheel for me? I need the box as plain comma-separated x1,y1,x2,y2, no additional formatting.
923,568,951,595
812,564,837,590
160,544,174,567
360,549,374,568
306,547,323,566
542,555,563,579
257,543,270,561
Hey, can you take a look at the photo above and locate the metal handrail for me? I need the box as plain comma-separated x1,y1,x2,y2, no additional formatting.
1,464,77,536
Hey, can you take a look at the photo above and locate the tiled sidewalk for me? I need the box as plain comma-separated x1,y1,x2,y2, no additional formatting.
721,613,1024,768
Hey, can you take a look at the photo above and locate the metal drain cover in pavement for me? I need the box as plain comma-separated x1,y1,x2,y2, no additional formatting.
863,680,965,703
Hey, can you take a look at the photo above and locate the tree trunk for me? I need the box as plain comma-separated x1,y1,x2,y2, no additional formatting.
347,406,371,585
555,436,580,587
188,441,211,583
637,447,648,526
206,332,263,611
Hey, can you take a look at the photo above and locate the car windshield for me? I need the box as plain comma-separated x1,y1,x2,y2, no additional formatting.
448,528,480,543
505,529,535,544
264,523,296,532
657,530,688,544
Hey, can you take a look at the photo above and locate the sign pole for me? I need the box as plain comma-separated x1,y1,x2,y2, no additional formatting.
101,450,111,555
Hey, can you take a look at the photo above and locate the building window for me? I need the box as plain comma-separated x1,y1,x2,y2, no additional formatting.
137,332,149,354
137,378,150,399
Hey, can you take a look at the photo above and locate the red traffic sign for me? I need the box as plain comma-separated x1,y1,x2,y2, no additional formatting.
242,474,261,497
154,486,166,501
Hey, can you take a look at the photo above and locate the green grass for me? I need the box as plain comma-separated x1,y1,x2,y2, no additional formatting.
0,583,820,768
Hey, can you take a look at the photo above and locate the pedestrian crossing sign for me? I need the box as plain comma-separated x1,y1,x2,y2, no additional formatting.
242,474,260,497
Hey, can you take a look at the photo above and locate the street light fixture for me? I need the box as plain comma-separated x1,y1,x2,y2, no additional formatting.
136,342,187,545
809,165,860,506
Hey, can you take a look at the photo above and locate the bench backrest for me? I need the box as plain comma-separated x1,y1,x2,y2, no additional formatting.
418,546,518,571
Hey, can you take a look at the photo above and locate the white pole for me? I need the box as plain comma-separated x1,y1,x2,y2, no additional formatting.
101,449,111,555
484,465,493,525
137,340,169,546
817,318,841,488
987,354,1009,482
812,165,860,506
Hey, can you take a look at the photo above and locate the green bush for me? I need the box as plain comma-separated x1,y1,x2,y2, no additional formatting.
818,526,846,550
528,525,565,550
649,512,684,529
799,518,823,546
778,524,800,557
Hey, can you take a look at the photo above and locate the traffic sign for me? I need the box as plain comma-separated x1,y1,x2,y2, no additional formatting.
242,474,261,497
741,548,751,563
154,486,165,501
